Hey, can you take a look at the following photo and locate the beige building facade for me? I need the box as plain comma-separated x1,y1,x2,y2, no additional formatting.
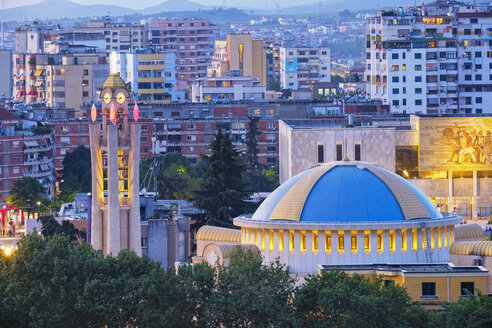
280,115,492,220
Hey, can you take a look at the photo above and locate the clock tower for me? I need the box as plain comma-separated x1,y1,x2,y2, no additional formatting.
89,72,141,256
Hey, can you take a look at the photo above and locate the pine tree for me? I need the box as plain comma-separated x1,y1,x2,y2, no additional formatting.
192,129,253,228
246,116,261,175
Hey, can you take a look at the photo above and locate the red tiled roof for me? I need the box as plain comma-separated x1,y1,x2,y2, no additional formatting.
0,108,19,121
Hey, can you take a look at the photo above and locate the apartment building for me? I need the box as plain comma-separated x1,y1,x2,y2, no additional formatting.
279,46,331,90
149,19,217,81
265,44,281,91
191,76,266,103
0,109,55,203
208,34,267,85
13,53,108,115
110,51,184,103
72,19,148,55
365,1,492,114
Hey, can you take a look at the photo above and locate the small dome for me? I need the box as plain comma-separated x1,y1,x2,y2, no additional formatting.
252,161,443,223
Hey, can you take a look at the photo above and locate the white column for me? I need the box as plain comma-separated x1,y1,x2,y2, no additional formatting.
107,125,121,256
331,231,338,265
129,124,141,256
344,230,351,264
383,230,390,262
272,229,279,259
448,171,453,213
294,230,301,273
89,125,103,251
306,231,313,271
318,230,326,266
357,230,364,263
417,229,424,263
395,229,402,263
473,170,478,221
370,230,378,263
282,230,290,266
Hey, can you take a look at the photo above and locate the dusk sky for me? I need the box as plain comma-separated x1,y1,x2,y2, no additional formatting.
1,0,319,10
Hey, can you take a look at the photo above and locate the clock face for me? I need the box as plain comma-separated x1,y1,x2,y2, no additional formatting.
103,92,111,104
116,91,126,105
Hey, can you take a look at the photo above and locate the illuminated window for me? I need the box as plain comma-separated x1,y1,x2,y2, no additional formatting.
351,231,357,253
402,64,406,71
209,81,216,87
255,109,260,116
364,231,370,252
269,109,274,116
437,18,443,24
338,231,344,253
392,65,399,71
325,231,331,253
261,229,265,251
422,229,427,250
289,230,294,252
430,227,435,250
401,229,407,252
389,230,395,252
464,40,469,47
269,230,274,251
279,230,284,252
377,230,383,252
312,230,318,253
300,230,306,253
60,69,65,75
412,229,418,251
444,226,448,248
204,95,211,100
438,227,442,249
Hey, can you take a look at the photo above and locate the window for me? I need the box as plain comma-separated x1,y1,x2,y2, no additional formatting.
317,143,324,163
261,229,265,250
389,230,395,252
422,282,436,298
141,238,148,248
392,76,399,83
461,282,475,296
13,141,19,148
415,99,422,106
377,230,383,252
415,53,422,59
289,230,294,252
354,143,361,161
476,97,482,104
186,123,196,130
364,231,370,252
392,88,399,94
351,232,357,253
13,167,20,174
392,65,399,71
476,74,482,81
269,230,274,251
338,231,344,253
141,125,148,131
392,53,398,59
392,100,399,106
336,143,343,161
312,230,318,253
325,231,331,252
186,135,196,141
278,230,284,251
401,229,407,252
465,75,472,81
415,65,422,71
415,76,422,82
60,137,70,144
415,88,422,94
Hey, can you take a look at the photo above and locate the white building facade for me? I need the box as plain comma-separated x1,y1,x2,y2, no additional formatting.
365,1,492,114
280,47,330,90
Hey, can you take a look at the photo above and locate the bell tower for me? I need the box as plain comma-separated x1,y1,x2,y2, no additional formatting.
89,72,141,256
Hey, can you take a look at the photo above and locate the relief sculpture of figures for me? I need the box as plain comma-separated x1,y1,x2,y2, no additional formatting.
443,125,492,164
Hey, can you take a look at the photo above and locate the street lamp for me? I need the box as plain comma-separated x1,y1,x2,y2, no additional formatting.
37,201,53,217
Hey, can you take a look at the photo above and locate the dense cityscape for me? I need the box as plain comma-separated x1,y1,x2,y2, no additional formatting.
0,0,492,327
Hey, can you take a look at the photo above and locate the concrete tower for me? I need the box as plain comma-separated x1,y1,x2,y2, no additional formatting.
89,73,141,256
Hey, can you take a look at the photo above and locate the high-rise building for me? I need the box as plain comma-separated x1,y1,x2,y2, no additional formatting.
279,47,331,90
110,51,184,103
149,19,217,81
89,73,141,256
365,1,492,114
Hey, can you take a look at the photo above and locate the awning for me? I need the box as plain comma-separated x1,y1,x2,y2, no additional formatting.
34,69,43,77
23,140,39,147
17,90,25,96
27,90,37,96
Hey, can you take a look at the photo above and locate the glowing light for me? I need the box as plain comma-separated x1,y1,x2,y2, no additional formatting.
403,170,409,177
133,103,139,122
4,247,12,256
91,104,97,122
110,103,117,125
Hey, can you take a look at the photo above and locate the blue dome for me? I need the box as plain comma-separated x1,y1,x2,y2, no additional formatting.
251,162,443,223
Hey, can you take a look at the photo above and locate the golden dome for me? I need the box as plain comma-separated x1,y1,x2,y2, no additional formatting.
101,72,127,92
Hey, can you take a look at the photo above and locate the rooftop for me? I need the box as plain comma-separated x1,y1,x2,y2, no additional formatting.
319,263,488,274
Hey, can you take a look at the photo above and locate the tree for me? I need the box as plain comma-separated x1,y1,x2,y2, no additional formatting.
293,269,434,328
192,129,253,228
37,215,85,243
6,176,46,218
140,152,199,200
438,292,492,328
246,116,261,175
59,145,91,202
206,247,298,328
